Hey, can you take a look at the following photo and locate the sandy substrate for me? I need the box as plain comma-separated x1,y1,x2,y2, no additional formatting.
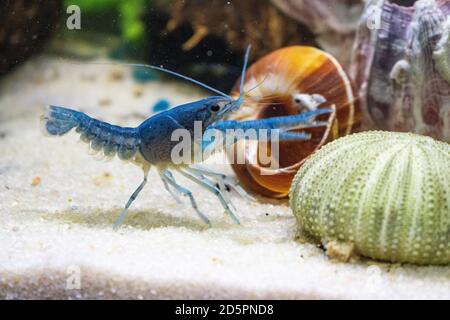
0,57,449,300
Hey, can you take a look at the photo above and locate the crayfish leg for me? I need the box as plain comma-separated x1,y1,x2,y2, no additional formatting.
178,169,241,225
159,169,212,227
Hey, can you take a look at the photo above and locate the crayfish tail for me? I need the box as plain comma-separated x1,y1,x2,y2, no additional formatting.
41,105,79,136
41,105,142,161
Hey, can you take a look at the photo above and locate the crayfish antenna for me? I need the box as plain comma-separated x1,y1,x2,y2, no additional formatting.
68,61,231,99
235,45,252,108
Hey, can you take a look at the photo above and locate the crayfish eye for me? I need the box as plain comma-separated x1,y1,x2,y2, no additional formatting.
210,105,221,112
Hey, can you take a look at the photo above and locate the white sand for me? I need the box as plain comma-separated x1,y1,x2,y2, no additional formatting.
0,57,449,300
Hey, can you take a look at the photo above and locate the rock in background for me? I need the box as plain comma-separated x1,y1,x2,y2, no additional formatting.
0,0,62,76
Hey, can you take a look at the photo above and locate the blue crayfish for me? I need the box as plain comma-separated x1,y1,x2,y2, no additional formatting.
41,46,331,229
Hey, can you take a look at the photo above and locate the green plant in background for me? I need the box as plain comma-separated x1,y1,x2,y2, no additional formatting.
64,0,147,45
121,1,146,45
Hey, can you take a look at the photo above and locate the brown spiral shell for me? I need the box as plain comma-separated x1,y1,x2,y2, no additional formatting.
228,46,361,198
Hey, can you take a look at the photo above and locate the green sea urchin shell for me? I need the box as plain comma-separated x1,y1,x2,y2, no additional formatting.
290,131,450,265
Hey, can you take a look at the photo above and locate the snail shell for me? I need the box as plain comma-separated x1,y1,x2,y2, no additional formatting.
290,131,450,265
350,0,450,142
228,46,360,198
